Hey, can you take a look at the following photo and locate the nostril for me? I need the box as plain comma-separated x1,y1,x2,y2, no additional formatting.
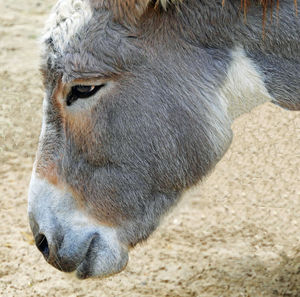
35,234,50,259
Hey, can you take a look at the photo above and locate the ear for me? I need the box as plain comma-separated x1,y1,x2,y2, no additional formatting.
107,0,181,24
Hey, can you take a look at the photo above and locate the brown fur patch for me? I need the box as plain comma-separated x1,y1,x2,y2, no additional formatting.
36,161,59,185
35,81,65,187
65,111,93,146
53,79,65,114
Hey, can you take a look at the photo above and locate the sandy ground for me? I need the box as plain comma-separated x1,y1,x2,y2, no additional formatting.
0,1,299,296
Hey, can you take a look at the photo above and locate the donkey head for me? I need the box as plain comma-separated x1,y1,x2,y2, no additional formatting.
28,0,233,278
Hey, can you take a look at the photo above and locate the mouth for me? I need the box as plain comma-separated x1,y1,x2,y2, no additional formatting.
28,174,129,279
74,234,129,279
33,228,129,279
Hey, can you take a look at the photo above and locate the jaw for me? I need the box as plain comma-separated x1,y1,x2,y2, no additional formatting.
28,173,129,279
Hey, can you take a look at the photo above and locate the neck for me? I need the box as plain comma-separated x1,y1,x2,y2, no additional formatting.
142,1,274,121
140,0,298,121
218,46,273,121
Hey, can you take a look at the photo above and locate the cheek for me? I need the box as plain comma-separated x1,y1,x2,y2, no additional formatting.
34,85,127,227
38,92,129,227
75,181,123,227
35,151,123,228
60,117,124,226
65,106,109,167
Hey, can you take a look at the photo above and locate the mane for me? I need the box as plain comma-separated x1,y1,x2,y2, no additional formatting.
239,1,298,23
103,0,298,26
161,0,298,12
157,0,298,34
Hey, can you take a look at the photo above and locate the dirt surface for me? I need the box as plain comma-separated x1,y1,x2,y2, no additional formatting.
0,1,299,296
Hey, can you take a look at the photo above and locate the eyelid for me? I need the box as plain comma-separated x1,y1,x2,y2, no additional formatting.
73,85,97,93
73,84,104,97
69,78,109,87
66,84,104,106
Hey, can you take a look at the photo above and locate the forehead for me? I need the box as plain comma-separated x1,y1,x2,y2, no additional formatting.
41,0,140,83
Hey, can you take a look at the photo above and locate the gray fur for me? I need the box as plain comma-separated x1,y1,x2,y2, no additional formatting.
29,0,300,278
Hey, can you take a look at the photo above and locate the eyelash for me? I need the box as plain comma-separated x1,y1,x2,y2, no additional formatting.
66,84,104,106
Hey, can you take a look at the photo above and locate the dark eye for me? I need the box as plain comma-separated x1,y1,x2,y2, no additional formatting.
66,84,104,106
